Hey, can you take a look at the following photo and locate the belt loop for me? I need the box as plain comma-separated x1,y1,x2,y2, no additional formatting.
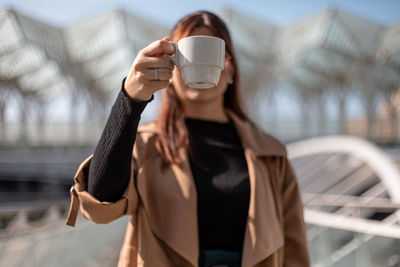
65,185,79,227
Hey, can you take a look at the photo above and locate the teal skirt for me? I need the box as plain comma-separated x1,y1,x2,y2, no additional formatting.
199,249,242,267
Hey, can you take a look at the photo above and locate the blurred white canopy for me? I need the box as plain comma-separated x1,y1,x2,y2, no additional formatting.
1,7,399,105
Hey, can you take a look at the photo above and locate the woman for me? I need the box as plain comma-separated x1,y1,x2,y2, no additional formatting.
66,10,310,267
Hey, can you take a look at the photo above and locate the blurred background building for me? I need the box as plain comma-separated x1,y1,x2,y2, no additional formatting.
0,0,400,266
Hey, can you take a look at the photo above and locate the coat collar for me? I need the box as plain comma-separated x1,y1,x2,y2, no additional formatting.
138,110,287,158
226,110,286,158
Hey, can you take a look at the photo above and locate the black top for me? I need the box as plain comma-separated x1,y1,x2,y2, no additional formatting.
87,80,250,251
186,118,250,250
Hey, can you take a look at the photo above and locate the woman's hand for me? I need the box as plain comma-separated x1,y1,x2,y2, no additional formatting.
124,37,175,101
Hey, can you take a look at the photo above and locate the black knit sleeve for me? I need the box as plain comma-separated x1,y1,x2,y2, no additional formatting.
87,78,153,202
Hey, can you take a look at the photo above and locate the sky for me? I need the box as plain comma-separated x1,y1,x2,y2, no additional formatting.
1,0,400,124
1,0,400,28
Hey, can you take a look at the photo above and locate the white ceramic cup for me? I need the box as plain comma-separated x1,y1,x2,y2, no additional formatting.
168,35,225,89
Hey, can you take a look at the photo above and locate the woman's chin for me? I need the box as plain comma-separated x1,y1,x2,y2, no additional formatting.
185,87,216,102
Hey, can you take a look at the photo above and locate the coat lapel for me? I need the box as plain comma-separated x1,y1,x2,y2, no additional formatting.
228,111,286,266
136,142,199,267
241,149,284,267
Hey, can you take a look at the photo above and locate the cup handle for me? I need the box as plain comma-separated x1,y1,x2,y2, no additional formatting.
167,42,179,68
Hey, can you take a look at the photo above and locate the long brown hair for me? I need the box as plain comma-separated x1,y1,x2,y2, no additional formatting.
156,10,250,165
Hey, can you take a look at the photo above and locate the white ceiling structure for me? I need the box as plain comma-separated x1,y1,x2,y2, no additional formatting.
221,9,400,143
219,8,400,90
1,7,399,121
0,8,169,115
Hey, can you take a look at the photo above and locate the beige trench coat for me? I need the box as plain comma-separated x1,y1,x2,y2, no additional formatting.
65,110,310,267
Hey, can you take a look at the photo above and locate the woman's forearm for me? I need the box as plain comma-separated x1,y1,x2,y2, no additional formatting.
87,79,153,202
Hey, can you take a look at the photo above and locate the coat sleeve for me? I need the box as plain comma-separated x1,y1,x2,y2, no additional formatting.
281,157,310,267
65,154,139,226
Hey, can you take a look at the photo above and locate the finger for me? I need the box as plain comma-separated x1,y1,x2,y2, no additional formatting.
141,40,175,57
144,68,172,81
156,37,172,56
148,80,170,91
155,37,172,57
137,56,174,70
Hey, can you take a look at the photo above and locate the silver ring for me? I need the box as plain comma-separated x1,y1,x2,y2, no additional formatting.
153,68,160,81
